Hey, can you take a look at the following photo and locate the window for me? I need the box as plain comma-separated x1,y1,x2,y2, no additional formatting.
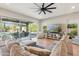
29,23,38,32
67,24,78,38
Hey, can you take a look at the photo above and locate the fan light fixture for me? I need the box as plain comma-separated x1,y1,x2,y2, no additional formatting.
33,3,56,15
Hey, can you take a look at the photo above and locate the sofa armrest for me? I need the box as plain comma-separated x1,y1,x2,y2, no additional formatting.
25,46,51,56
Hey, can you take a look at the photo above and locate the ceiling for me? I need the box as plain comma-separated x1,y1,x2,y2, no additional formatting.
0,3,79,20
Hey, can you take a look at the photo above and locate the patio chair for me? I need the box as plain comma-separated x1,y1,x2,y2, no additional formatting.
37,32,45,39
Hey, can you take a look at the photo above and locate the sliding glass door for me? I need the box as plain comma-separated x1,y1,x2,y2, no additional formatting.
29,23,38,39
0,17,33,40
67,24,78,39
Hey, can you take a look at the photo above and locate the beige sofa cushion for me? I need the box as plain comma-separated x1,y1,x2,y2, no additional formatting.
26,46,51,56
10,44,37,56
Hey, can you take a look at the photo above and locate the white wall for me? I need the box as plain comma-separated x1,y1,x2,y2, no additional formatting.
42,12,79,25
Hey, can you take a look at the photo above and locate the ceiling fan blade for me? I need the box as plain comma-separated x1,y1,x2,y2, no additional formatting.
39,11,42,14
43,10,46,14
45,3,54,8
42,3,45,8
34,3,41,8
47,7,56,9
46,10,52,13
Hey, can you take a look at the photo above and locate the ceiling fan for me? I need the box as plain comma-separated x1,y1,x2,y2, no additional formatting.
33,3,56,15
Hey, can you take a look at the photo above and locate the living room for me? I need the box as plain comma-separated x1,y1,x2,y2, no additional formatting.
0,3,79,56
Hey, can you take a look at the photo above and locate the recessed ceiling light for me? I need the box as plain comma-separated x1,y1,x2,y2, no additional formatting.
72,6,75,9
